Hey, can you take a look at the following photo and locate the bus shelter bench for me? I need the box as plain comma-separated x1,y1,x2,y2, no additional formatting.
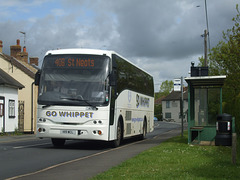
190,127,204,144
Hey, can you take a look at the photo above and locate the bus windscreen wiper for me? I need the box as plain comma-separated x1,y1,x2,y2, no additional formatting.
60,97,98,110
42,104,52,109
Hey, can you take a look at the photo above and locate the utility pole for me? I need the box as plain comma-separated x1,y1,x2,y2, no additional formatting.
204,0,211,52
201,29,208,66
204,29,208,66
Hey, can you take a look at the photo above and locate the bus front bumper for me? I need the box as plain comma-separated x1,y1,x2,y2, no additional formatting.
36,124,109,141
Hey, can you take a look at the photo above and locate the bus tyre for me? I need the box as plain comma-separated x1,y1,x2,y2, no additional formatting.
140,121,147,140
112,121,122,148
51,138,65,147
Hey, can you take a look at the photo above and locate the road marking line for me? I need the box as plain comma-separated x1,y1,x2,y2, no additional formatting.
13,143,51,149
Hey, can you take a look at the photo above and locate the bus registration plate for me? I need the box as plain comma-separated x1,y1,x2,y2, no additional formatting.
61,130,77,135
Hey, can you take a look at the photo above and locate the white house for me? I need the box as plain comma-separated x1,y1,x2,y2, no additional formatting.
0,39,39,133
162,89,188,123
0,68,24,133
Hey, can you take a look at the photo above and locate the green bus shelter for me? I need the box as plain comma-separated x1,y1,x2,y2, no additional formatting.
185,75,226,145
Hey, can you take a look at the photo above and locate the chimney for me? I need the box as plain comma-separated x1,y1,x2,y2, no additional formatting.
10,39,21,58
0,40,2,53
16,46,28,63
30,57,39,66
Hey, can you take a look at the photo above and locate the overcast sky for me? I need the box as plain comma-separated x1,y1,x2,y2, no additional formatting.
0,0,238,91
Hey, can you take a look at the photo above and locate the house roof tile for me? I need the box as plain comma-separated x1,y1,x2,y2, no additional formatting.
162,90,188,101
155,96,166,105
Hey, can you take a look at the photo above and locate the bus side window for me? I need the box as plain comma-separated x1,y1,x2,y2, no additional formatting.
110,70,117,86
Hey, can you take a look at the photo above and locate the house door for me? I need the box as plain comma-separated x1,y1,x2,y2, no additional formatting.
0,97,5,133
18,101,24,132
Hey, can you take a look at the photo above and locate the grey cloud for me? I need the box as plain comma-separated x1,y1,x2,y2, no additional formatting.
0,0,238,92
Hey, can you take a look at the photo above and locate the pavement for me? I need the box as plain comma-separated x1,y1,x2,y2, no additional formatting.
0,134,36,144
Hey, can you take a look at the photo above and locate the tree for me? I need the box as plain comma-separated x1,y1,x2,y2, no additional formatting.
154,103,162,121
159,80,174,96
199,4,240,133
210,4,240,100
154,80,173,121
209,5,240,98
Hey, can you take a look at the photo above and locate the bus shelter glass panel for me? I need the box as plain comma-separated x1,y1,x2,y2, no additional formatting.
194,88,221,126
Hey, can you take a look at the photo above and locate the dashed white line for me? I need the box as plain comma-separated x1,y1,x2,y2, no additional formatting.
13,143,51,149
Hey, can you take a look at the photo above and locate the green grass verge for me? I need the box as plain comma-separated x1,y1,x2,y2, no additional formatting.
91,132,240,180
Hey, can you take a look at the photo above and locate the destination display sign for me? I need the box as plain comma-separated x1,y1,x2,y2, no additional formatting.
54,58,95,67
43,54,109,70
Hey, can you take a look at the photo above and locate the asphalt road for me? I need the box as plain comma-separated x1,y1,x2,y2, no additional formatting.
0,121,184,180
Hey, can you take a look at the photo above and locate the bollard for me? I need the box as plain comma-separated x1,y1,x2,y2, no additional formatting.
232,133,237,165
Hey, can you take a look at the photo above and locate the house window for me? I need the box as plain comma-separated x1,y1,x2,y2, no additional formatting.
165,112,171,119
9,100,15,118
172,101,178,107
0,103,4,116
166,101,170,108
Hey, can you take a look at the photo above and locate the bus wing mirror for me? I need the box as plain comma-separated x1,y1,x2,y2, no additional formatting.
35,70,41,86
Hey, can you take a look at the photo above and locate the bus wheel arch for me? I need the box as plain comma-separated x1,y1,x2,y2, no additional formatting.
140,117,147,140
111,116,123,148
118,115,124,137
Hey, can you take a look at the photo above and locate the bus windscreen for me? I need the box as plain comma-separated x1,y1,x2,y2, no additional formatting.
38,54,110,106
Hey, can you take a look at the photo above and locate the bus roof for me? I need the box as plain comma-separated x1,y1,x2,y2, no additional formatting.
45,48,153,77
45,48,115,57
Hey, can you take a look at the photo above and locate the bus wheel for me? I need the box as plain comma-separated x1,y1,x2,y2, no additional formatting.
112,121,122,148
140,120,147,140
51,138,65,147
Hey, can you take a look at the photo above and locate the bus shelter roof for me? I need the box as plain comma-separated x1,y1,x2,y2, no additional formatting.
185,75,226,88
